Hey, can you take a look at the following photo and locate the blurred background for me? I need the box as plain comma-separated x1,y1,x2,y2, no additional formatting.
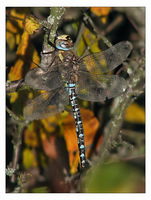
6,7,145,193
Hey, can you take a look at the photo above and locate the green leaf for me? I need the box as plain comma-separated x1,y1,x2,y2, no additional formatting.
82,162,145,193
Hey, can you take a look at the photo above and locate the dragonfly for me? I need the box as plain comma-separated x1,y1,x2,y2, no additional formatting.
24,35,133,170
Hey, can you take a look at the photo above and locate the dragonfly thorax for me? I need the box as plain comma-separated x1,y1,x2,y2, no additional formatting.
58,50,74,62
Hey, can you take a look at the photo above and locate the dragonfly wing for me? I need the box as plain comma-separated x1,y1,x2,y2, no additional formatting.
25,66,63,91
24,88,69,121
78,41,133,74
76,73,127,101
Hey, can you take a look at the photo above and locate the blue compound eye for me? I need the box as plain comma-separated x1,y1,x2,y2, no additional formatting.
55,35,74,51
56,42,72,51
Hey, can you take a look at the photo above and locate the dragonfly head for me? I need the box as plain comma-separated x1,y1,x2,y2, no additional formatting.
55,35,73,51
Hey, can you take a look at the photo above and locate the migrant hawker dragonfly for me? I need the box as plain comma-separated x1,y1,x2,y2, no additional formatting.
24,35,133,170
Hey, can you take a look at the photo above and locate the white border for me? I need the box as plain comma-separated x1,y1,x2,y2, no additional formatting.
1,1,151,200
2,0,148,7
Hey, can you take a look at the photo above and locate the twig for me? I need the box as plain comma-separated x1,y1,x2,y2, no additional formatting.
105,15,124,35
73,22,85,53
83,12,112,48
11,123,26,183
6,79,29,94
6,106,22,121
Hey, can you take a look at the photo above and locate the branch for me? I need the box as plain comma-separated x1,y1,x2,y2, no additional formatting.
11,123,26,183
6,79,29,94
47,7,66,44
39,7,66,71
98,56,145,164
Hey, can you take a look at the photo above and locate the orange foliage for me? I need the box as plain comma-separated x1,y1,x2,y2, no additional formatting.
40,134,58,159
6,8,30,50
23,14,41,35
63,107,100,173
91,7,111,24
8,58,24,81
24,122,40,147
8,30,39,81
125,103,145,124
7,9,40,103
23,108,100,173
7,8,40,82
16,31,30,56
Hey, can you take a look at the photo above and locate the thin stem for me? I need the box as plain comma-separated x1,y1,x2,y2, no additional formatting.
6,106,22,121
6,79,29,94
83,12,112,48
11,124,26,183
74,23,85,53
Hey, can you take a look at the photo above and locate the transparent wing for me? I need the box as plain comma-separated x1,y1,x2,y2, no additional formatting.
25,66,64,91
78,41,133,74
24,88,69,121
76,72,127,101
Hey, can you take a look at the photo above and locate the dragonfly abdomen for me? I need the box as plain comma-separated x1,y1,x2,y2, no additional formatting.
67,82,86,169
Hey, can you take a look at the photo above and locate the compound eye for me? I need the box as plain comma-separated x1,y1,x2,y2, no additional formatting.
60,42,68,49
55,35,73,51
